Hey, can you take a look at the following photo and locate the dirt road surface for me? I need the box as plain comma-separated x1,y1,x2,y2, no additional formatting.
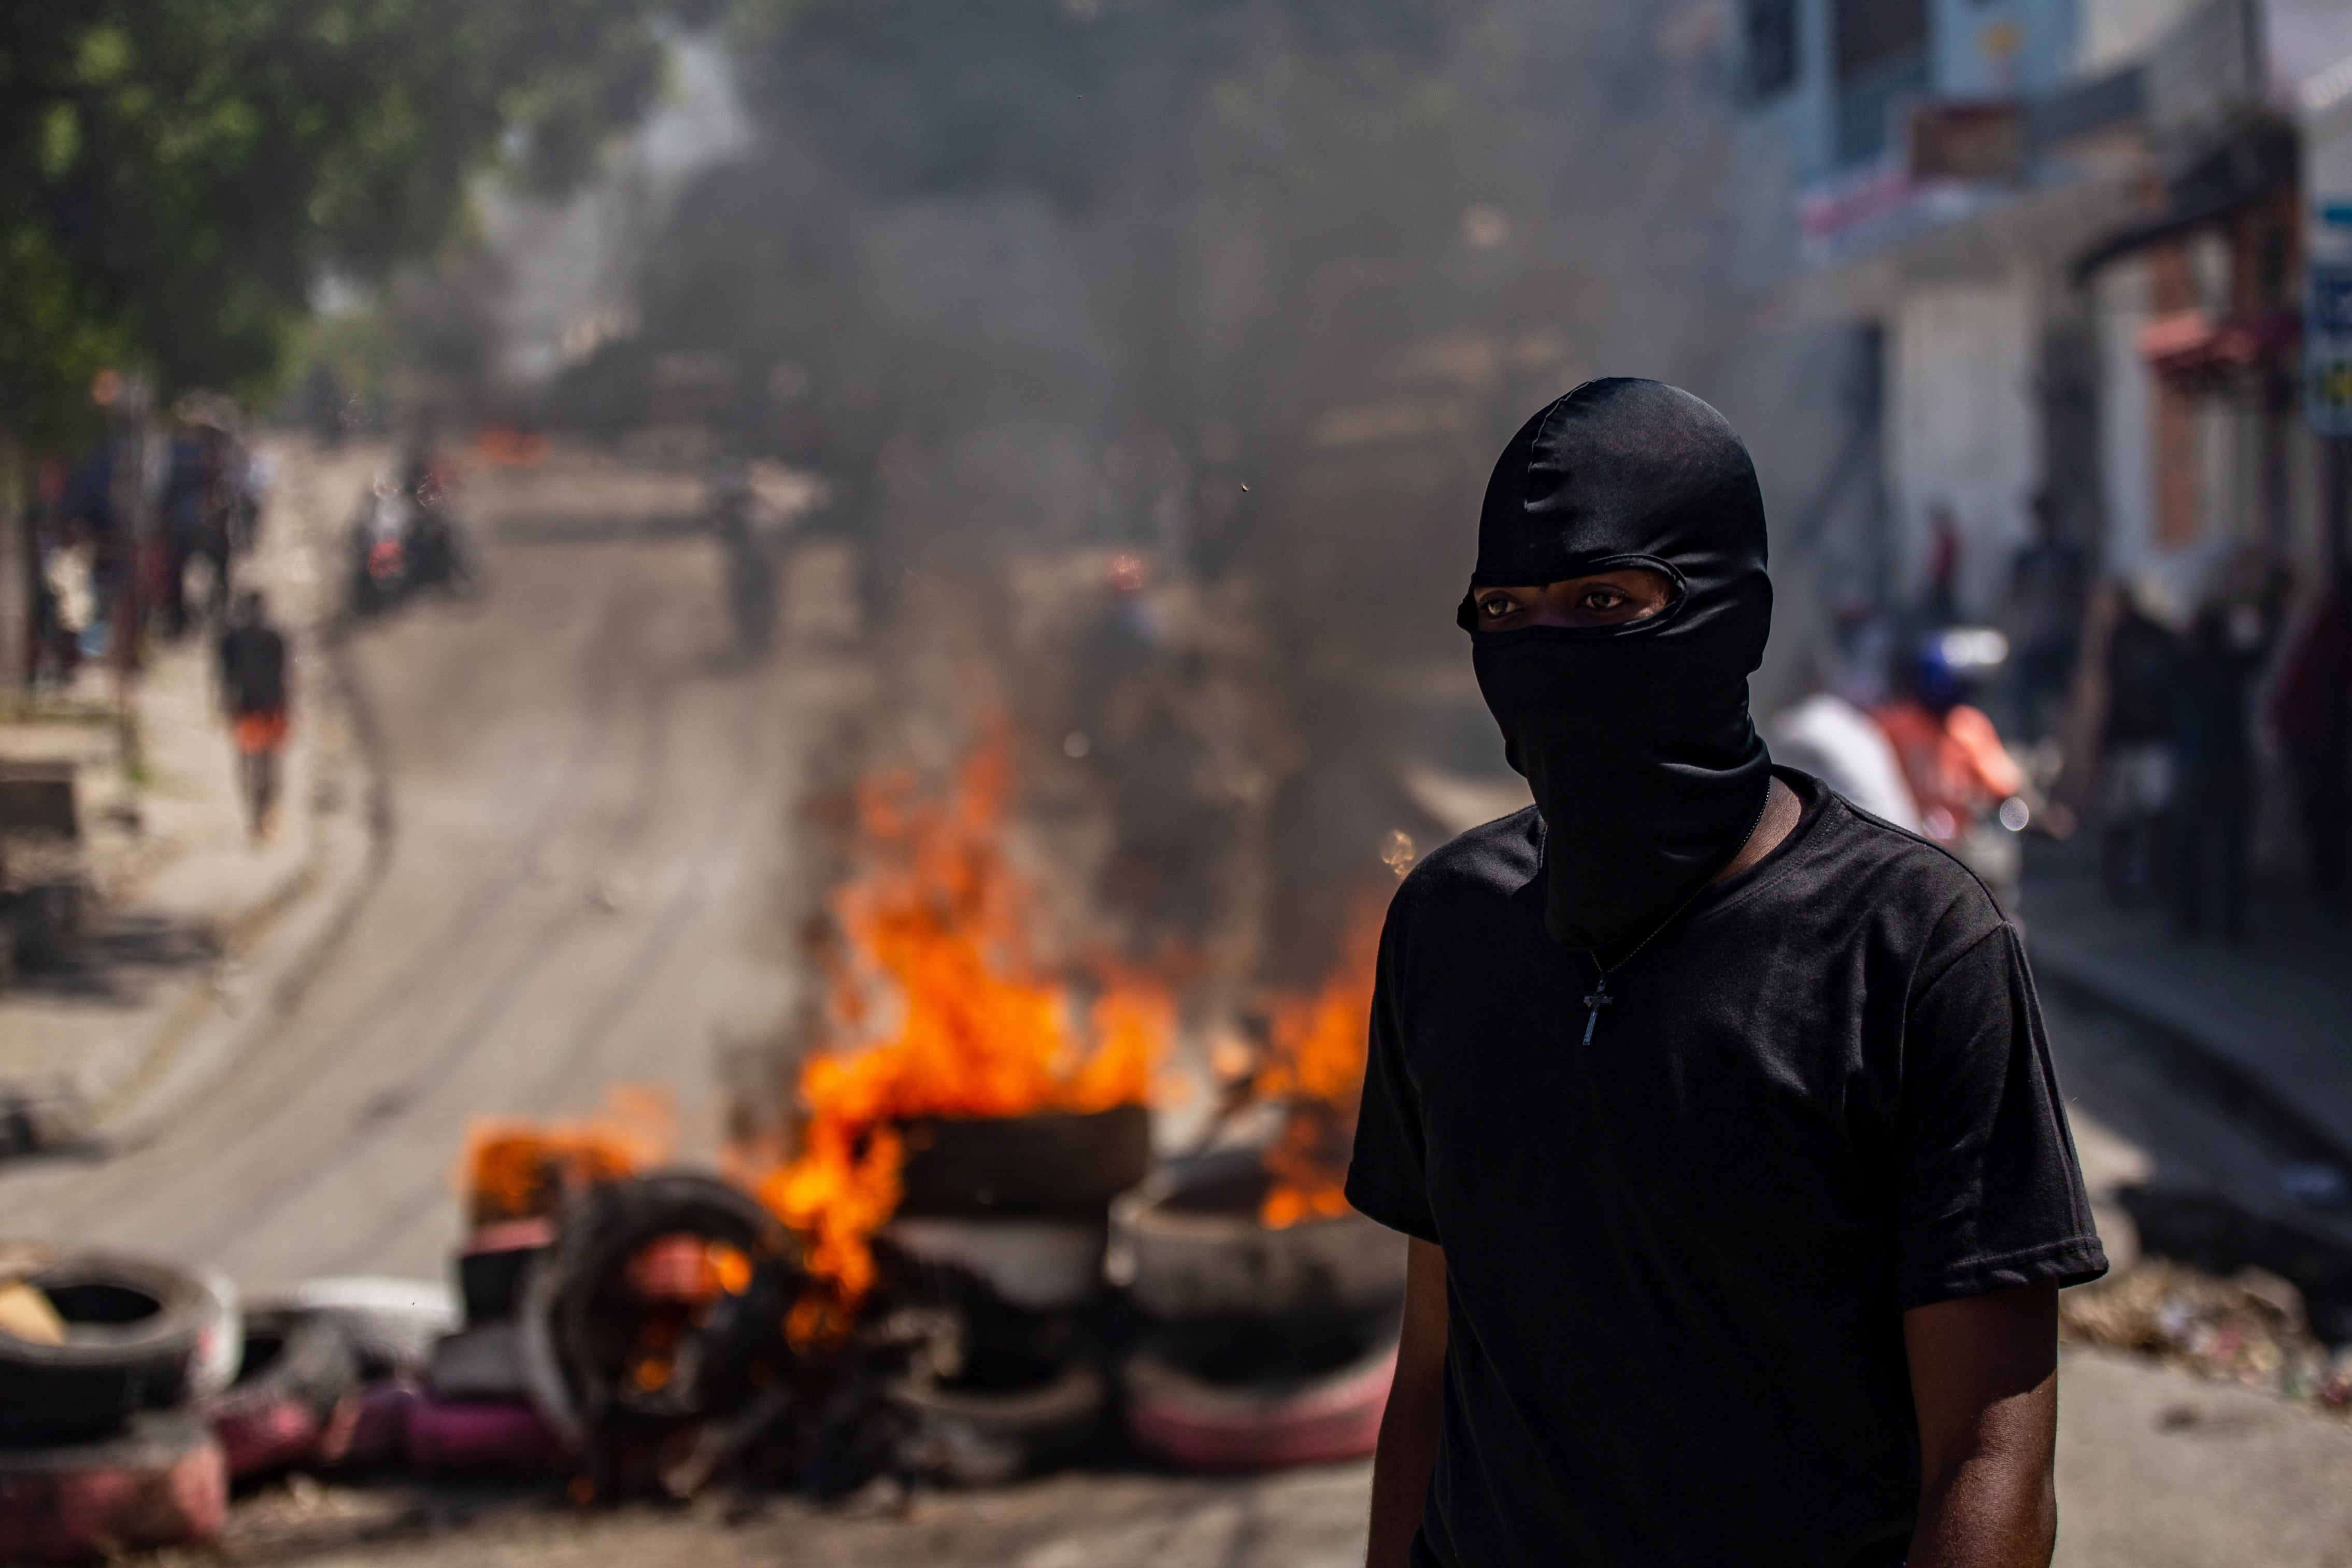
0,453,847,1287
2,451,2347,1564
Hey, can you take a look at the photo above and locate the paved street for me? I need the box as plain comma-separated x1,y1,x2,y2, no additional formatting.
0,450,852,1290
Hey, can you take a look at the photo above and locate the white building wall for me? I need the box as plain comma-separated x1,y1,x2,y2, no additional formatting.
2078,0,2206,75
1890,275,2041,620
2092,256,2158,582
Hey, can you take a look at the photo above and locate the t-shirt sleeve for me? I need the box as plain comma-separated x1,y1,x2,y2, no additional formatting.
1345,907,1440,1244
1894,919,2107,1309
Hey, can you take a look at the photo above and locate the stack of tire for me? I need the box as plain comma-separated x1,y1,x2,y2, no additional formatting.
1108,1152,1406,1470
409,1216,563,1473
0,1250,238,1563
878,1106,1154,1486
516,1173,803,1499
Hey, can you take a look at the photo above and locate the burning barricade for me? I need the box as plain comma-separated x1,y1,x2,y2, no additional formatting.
0,726,1404,1555
425,725,1403,1497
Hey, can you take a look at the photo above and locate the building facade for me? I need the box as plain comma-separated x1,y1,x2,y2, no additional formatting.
1730,0,2352,637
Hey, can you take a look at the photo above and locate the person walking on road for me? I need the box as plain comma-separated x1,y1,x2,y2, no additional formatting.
2005,491,2088,744
217,590,291,842
2267,573,2351,917
2098,588,2179,903
2168,597,2267,941
1351,380,2105,1568
1873,637,2033,911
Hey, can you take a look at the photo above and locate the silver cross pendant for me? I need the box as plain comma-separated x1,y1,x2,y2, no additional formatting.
1581,975,1614,1045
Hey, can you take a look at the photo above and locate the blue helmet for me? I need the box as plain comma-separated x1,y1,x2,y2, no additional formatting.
1912,640,1965,710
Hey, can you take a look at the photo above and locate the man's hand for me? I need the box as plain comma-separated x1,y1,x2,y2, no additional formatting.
1903,1280,2061,1568
1366,1238,1446,1568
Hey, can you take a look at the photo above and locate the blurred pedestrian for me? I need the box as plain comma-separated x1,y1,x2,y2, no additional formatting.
160,430,207,637
1356,382,2101,1568
1767,687,1922,831
1873,637,2030,908
216,591,290,842
2167,599,2266,941
2098,585,2178,903
1922,503,1962,625
2006,491,2088,744
62,448,119,660
2267,573,2351,916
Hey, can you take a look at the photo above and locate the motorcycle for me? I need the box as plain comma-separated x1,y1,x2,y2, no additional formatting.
347,468,474,616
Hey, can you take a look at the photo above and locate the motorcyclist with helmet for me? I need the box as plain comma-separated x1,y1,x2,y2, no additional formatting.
1874,633,2037,910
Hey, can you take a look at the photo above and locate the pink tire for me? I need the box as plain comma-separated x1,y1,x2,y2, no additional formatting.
1123,1333,1396,1471
210,1396,320,1479
403,1396,560,1474
0,1412,228,1563
315,1380,421,1470
204,1309,359,1479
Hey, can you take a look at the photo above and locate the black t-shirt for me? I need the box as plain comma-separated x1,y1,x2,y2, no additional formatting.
217,624,287,714
1346,768,2105,1568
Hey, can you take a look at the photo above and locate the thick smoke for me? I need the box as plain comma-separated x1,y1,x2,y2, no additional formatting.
558,0,1754,997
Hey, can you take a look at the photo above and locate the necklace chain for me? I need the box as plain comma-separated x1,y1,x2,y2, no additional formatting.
1585,782,1776,991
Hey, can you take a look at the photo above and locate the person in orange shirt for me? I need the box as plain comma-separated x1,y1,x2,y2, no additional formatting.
216,591,291,841
1875,637,2031,905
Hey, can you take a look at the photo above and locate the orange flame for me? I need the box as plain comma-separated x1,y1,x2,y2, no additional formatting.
457,1086,676,1227
753,725,1170,1342
1252,901,1382,1229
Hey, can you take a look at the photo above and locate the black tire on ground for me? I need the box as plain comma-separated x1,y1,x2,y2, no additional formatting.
0,1409,229,1563
517,1173,804,1450
890,1361,1108,1486
1107,1151,1406,1321
205,1308,361,1479
896,1105,1154,1218
0,1255,241,1445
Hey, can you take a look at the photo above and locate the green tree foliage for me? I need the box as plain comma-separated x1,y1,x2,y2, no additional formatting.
0,0,691,451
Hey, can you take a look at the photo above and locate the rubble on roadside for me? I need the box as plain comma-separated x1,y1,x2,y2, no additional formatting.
2062,1258,2352,1412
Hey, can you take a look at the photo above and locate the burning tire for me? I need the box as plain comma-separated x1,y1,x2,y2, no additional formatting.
517,1173,802,1452
0,1411,229,1563
1122,1314,1398,1471
0,1255,241,1445
890,1361,1108,1486
204,1309,360,1480
897,1105,1153,1217
284,1277,458,1377
1107,1153,1405,1321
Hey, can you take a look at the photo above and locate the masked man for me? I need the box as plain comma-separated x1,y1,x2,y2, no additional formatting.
1350,381,2104,1568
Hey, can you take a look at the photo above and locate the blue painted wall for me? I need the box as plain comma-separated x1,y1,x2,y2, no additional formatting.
1738,0,2088,184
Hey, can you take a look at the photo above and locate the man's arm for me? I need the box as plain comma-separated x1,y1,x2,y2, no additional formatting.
1903,1280,2060,1568
1366,1238,1447,1568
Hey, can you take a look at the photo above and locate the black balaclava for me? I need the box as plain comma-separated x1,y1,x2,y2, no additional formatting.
1459,378,1774,952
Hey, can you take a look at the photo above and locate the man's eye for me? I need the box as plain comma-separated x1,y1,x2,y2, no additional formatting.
1584,590,1624,611
1480,597,1514,618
